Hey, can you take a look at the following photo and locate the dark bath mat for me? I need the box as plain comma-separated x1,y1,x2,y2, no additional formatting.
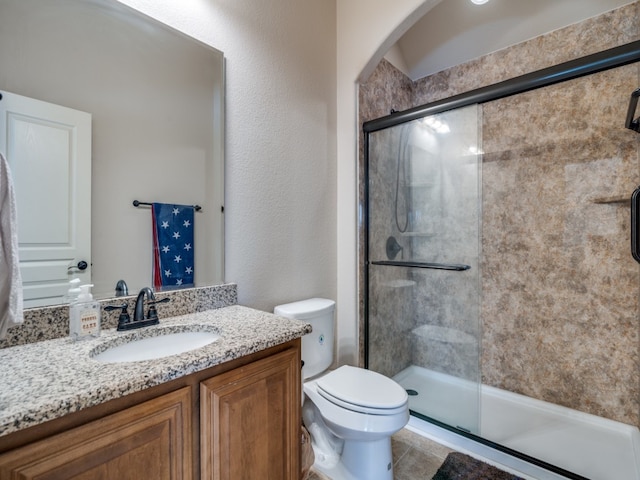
432,452,525,480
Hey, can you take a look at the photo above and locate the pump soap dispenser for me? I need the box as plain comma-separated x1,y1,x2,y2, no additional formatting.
69,284,101,341
65,278,82,304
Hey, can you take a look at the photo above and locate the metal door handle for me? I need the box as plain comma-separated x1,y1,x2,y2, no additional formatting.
625,88,640,133
631,187,640,263
68,260,88,272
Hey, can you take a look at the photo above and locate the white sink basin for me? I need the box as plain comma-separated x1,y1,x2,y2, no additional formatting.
91,330,220,363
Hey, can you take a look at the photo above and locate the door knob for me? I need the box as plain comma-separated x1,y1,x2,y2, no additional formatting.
68,260,89,273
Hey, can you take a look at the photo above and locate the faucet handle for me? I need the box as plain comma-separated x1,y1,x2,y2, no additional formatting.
146,297,170,321
105,303,131,328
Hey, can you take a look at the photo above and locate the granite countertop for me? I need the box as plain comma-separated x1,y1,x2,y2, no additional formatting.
0,305,311,438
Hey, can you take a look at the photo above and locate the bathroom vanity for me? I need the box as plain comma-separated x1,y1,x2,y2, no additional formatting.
0,300,311,479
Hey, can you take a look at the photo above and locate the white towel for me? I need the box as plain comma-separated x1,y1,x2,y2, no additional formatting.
0,153,23,339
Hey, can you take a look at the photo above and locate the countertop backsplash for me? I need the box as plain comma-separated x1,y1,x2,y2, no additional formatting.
0,283,238,349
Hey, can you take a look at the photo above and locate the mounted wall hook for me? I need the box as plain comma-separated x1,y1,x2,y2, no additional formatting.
625,88,640,133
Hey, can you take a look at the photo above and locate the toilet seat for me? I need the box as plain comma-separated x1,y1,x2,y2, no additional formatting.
316,366,408,415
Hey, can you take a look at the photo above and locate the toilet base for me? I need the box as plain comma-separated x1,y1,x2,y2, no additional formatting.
342,437,394,480
311,436,394,480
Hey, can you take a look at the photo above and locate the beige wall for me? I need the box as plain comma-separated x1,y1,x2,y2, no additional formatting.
120,0,338,312
336,0,441,365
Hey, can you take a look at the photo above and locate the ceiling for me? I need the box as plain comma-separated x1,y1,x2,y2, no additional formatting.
386,0,634,81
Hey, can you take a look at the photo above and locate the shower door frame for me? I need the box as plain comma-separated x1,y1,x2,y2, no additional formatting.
361,39,640,480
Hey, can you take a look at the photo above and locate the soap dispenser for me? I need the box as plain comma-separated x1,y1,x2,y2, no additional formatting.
69,284,101,341
64,278,82,304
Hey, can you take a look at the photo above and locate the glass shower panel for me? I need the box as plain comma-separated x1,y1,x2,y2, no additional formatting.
367,105,482,434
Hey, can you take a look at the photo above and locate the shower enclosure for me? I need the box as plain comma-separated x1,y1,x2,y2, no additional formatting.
366,106,482,434
363,41,640,480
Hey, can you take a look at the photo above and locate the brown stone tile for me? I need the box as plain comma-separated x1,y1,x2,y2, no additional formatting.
401,431,453,461
393,447,445,480
391,431,413,465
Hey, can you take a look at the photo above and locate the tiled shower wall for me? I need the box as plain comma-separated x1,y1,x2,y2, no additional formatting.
366,109,481,383
359,2,640,426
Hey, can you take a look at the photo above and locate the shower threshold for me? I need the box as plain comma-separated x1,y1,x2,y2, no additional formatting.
394,365,640,480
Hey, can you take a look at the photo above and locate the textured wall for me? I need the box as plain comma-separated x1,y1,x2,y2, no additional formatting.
360,1,640,425
336,0,435,368
118,0,338,314
481,63,639,424
364,106,482,381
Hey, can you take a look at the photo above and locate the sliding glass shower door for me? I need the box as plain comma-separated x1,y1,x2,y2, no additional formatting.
366,105,482,434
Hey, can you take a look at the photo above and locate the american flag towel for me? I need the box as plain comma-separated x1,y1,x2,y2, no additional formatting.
152,203,195,290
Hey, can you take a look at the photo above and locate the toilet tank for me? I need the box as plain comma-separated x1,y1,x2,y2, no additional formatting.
274,298,334,380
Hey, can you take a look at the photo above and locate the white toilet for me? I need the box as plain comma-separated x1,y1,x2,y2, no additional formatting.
274,298,409,480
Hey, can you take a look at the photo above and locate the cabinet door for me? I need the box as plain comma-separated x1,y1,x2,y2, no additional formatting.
201,347,301,480
0,387,192,479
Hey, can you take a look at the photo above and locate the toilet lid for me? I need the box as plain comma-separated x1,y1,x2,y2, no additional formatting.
316,366,408,415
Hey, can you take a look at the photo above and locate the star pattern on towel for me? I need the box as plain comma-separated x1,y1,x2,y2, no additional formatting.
153,203,195,288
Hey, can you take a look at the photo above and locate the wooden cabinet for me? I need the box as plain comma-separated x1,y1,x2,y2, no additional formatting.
200,347,300,479
0,387,192,479
0,340,301,480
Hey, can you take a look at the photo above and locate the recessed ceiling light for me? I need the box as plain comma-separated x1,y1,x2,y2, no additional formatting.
470,0,490,4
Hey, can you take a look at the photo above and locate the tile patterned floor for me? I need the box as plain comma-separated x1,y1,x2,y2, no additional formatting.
307,428,454,480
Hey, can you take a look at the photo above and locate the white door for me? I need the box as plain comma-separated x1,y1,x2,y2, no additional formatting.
0,91,92,307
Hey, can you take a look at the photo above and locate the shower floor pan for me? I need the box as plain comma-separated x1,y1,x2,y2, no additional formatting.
394,365,640,480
